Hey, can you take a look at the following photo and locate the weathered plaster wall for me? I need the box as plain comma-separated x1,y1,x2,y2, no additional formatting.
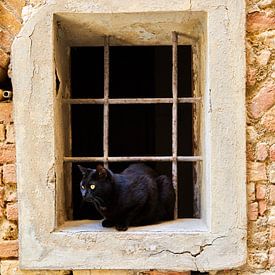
0,0,274,274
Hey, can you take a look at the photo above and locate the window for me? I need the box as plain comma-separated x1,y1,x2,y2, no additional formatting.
12,1,246,271
67,35,200,221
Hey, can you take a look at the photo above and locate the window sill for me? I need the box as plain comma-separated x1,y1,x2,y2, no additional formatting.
56,219,208,233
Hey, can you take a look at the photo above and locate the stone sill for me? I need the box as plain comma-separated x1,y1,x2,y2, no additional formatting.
57,219,208,233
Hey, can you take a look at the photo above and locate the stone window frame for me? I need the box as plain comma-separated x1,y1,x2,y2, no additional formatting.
12,0,246,271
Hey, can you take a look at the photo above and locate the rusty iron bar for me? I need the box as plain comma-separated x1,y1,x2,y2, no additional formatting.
62,97,201,104
172,31,178,219
63,156,203,163
103,36,110,168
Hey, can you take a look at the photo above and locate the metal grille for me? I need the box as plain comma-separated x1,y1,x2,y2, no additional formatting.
64,32,202,218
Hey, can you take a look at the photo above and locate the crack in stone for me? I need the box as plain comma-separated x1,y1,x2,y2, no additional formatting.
149,236,226,259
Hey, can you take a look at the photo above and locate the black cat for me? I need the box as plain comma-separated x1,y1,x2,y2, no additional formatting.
78,163,175,231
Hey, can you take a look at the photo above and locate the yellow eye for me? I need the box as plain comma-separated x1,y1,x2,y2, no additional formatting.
81,185,85,189
90,184,95,190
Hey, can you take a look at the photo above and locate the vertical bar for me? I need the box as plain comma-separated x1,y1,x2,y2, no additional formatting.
172,31,178,219
103,36,110,168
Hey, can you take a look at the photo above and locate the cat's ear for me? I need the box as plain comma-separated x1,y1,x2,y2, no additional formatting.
78,165,88,176
96,164,110,179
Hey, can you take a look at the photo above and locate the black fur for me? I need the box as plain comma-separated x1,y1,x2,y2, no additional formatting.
78,163,175,231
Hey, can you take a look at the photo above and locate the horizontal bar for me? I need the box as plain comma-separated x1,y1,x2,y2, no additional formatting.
62,98,201,104
63,156,203,163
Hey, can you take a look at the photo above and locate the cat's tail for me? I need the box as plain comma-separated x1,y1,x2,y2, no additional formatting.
156,175,176,221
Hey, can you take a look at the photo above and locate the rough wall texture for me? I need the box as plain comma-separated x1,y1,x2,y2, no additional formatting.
0,0,274,274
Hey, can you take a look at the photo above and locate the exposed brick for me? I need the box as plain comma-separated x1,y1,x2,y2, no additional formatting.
256,49,271,66
247,143,255,161
5,189,17,202
248,202,259,221
256,142,269,161
269,217,275,226
6,123,15,143
6,202,18,221
0,240,18,258
0,123,5,141
0,48,10,69
248,182,256,202
0,103,13,123
0,186,4,207
259,200,267,216
270,144,275,161
247,162,267,181
269,163,275,184
4,0,26,16
270,227,275,243
258,0,273,8
0,144,16,164
248,250,269,269
3,164,16,184
1,260,71,275
247,11,275,33
0,2,21,35
269,247,275,266
247,66,257,87
0,261,22,275
247,126,259,142
260,105,275,132
256,184,267,200
249,81,275,119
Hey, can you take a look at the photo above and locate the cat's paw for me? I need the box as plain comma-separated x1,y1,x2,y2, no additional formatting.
115,224,128,231
102,219,114,228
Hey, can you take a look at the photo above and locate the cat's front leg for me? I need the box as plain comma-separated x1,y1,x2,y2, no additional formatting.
115,223,128,231
102,219,115,228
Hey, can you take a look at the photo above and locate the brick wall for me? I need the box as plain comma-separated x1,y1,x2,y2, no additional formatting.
0,0,274,274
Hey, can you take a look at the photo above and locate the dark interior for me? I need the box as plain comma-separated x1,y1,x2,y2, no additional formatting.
70,45,195,220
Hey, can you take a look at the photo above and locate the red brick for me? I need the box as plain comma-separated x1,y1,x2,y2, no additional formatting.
256,184,267,200
259,200,267,216
269,247,275,266
0,3,21,35
0,186,4,207
270,144,275,161
248,202,259,221
0,103,13,123
6,123,15,144
0,240,18,258
0,144,16,164
261,105,275,132
0,123,5,141
249,82,275,119
255,142,268,161
247,11,275,33
6,202,18,221
3,164,16,184
270,227,275,242
247,162,267,181
270,185,275,204
247,66,257,87
256,49,271,66
0,27,14,52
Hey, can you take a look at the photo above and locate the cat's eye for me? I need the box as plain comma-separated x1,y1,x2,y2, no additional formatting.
90,184,96,190
81,185,85,189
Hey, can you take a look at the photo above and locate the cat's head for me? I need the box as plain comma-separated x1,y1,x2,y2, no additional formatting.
77,164,113,204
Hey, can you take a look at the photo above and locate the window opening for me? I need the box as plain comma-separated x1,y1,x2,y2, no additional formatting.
66,33,202,221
